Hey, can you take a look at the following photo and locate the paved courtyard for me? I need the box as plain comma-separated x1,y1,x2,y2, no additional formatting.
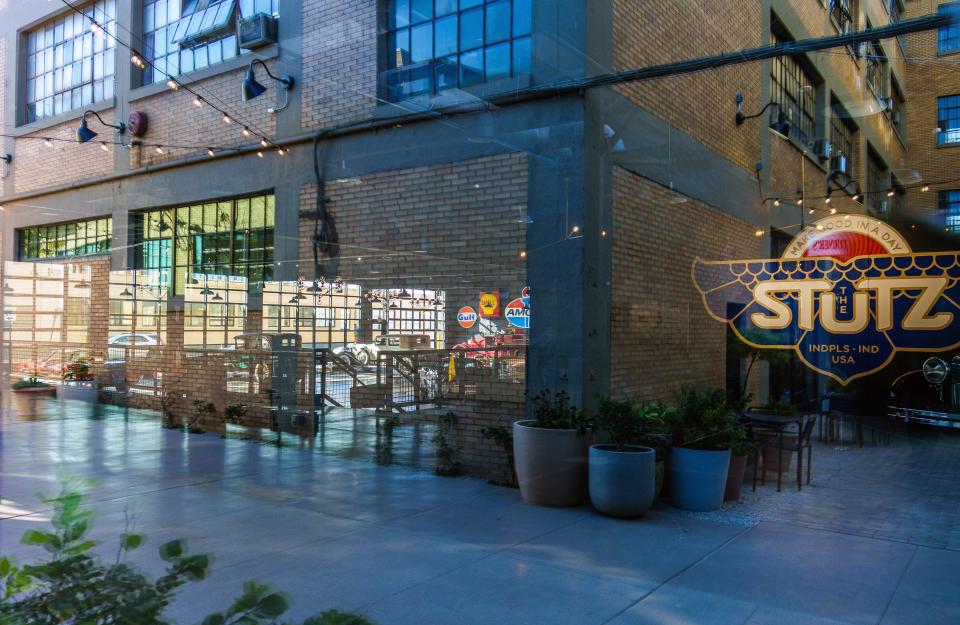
2,403,959,624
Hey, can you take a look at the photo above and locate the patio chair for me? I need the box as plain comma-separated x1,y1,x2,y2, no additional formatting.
755,414,817,492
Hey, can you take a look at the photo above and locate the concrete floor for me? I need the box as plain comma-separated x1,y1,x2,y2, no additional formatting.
1,402,959,625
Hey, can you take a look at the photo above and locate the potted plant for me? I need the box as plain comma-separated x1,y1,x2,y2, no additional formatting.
58,356,98,406
11,376,56,418
667,386,743,511
725,437,755,502
588,396,657,518
513,390,590,506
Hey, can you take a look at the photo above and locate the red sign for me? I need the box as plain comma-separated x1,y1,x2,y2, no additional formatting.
457,306,478,329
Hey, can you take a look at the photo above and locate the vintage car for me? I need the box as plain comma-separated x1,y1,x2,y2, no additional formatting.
888,355,960,428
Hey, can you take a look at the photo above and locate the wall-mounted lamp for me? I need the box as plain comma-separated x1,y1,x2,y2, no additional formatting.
735,94,792,140
242,59,294,113
76,110,126,144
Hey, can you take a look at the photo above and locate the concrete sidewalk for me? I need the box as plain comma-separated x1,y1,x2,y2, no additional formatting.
1,408,957,625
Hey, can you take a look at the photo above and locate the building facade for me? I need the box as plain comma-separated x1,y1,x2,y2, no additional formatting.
0,0,947,476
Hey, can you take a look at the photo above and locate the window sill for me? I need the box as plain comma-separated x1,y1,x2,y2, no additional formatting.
772,130,829,173
374,74,533,120
938,48,960,58
936,142,960,149
11,99,115,137
129,45,279,103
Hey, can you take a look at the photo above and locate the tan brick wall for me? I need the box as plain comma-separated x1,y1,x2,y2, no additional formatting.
298,152,528,346
130,62,278,168
905,0,960,223
13,112,117,194
610,167,760,402
613,0,763,173
300,0,378,130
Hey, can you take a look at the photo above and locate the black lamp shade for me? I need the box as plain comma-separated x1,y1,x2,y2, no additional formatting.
76,120,98,144
242,68,267,101
770,112,791,139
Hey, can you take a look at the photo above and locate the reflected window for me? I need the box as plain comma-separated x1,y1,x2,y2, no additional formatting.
18,217,112,260
830,99,857,180
941,190,960,233
866,147,889,215
383,0,532,102
939,3,960,53
938,95,960,145
23,0,116,123
770,32,818,146
141,0,278,85
131,194,274,294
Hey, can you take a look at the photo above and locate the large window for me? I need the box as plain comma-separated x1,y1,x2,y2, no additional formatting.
383,0,532,102
865,42,886,99
141,0,279,85
830,0,855,33
942,190,960,232
938,94,960,145
18,217,113,260
132,194,275,294
939,3,960,54
830,100,857,179
867,148,888,215
770,33,818,146
23,0,116,123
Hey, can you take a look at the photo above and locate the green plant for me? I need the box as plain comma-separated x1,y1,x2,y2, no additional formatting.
223,404,248,425
530,389,587,431
669,386,744,451
0,481,375,625
189,400,217,433
480,424,516,487
593,396,675,454
11,377,51,391
432,412,461,477
62,357,94,382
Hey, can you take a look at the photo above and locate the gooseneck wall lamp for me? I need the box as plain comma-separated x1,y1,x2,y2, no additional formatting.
735,93,792,139
242,59,295,113
76,110,126,144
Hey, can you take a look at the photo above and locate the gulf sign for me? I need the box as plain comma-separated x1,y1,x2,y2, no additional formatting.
694,215,960,385
457,306,478,329
505,286,530,329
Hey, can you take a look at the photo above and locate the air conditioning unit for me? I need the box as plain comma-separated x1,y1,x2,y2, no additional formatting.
238,13,278,50
830,154,849,175
811,139,833,162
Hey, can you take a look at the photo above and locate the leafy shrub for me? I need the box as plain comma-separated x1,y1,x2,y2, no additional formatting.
669,386,744,451
0,481,375,625
480,424,516,487
62,358,94,382
432,412,462,477
593,396,675,454
11,377,51,391
530,390,587,431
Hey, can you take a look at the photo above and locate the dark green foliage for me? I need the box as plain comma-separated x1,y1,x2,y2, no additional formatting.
593,396,675,454
10,377,50,391
669,386,745,451
530,390,587,431
189,400,217,432
223,404,248,425
432,412,462,477
0,481,375,625
480,424,516,487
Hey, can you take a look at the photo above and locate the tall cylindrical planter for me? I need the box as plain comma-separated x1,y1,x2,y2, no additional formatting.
513,420,587,507
11,387,56,419
669,446,731,511
589,445,656,518
724,454,748,502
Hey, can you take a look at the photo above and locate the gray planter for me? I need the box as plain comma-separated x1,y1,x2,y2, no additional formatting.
669,446,731,511
11,386,56,419
589,444,656,518
513,420,587,507
57,381,98,404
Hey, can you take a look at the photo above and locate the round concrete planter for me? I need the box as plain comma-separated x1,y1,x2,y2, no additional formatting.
669,446,731,511
724,454,748,502
513,420,587,507
589,444,656,518
11,386,56,419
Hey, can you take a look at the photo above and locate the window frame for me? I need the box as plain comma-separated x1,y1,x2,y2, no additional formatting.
830,99,857,181
17,217,113,261
939,3,960,55
941,190,960,232
770,30,821,148
937,94,960,146
19,0,118,125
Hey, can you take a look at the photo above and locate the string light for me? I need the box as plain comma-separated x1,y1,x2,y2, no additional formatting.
571,225,581,234
43,139,53,148
276,148,286,156
207,148,215,157
193,97,203,108
797,198,803,206
257,151,264,158
100,142,109,152
222,114,232,124
808,208,815,214
816,224,825,231
166,79,179,91
922,185,930,192
830,207,837,215
130,53,145,68
242,128,252,137
773,199,781,207
89,21,103,37
887,189,896,197
155,146,165,155
519,250,527,259
754,229,765,237
601,229,608,237
260,138,269,148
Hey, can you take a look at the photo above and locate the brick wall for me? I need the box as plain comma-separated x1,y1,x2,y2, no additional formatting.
13,112,118,194
905,0,960,224
130,62,278,168
300,0,378,130
298,151,529,347
610,166,760,402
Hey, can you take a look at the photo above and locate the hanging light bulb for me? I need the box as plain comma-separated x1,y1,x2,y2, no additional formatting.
100,142,109,152
922,185,930,192
887,189,895,197
155,146,165,155
754,229,764,237
44,138,53,148
90,21,103,37
193,97,203,108
166,79,179,91
519,250,527,259
276,148,286,156
222,114,231,124
830,207,837,215
257,151,264,158
130,53,144,68
808,208,815,215
242,127,252,137
207,148,215,157
773,199,781,207
797,198,803,206
260,138,269,148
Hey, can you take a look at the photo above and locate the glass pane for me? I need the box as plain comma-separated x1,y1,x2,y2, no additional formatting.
460,48,482,87
411,23,433,63
486,42,509,80
435,15,457,57
389,28,410,67
514,0,532,35
411,0,433,23
436,0,456,16
486,0,511,43
460,7,483,50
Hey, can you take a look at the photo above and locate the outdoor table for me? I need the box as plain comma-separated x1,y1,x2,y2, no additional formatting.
745,411,803,492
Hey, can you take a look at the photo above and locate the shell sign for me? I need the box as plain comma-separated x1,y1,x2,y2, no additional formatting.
457,306,478,329
694,215,960,385
478,292,500,317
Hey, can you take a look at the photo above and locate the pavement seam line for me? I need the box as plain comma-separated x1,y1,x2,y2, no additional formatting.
874,544,919,625
597,523,755,625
